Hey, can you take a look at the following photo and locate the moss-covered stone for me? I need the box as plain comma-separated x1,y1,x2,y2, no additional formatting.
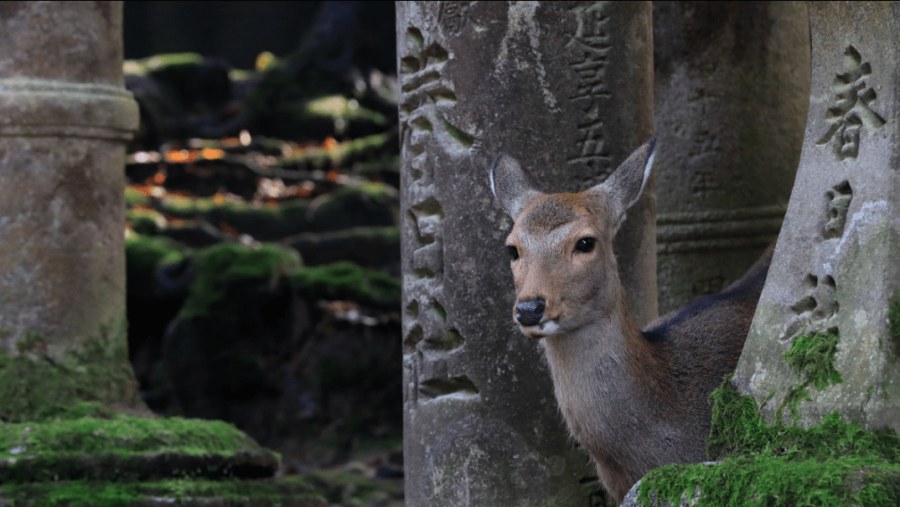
308,182,397,231
159,195,313,241
0,477,325,507
292,262,400,308
784,332,843,391
0,320,142,423
0,415,279,482
125,234,186,278
179,242,301,320
780,331,843,420
125,207,167,235
638,381,900,506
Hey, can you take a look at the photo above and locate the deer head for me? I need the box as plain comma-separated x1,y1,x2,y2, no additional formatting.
490,139,656,338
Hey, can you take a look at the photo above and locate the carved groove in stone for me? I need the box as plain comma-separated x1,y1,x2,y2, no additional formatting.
816,46,886,160
824,180,852,239
400,22,478,406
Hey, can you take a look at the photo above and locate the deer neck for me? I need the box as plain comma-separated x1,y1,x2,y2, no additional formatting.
540,295,671,434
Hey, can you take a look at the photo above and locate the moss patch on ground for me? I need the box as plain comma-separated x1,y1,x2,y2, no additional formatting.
638,381,899,506
0,477,324,507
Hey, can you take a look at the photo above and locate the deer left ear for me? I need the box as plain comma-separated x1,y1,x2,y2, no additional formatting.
591,138,656,229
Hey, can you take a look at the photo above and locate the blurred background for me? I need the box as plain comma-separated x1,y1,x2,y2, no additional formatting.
122,2,403,505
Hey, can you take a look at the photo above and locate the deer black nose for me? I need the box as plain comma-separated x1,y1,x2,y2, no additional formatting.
515,299,545,327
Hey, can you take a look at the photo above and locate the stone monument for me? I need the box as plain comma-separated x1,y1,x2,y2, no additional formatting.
398,2,655,505
0,0,142,417
0,4,322,504
733,0,898,433
652,2,810,314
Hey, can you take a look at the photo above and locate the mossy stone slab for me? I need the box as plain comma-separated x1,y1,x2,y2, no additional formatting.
0,478,326,507
0,416,279,482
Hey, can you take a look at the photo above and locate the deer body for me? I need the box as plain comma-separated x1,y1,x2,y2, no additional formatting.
490,140,769,502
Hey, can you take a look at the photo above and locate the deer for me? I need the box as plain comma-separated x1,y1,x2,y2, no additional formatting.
489,139,771,503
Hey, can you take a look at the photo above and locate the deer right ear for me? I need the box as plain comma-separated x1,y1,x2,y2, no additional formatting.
590,138,656,230
490,154,541,219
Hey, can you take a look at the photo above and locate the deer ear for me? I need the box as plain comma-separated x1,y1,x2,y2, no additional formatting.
490,154,541,219
591,138,656,228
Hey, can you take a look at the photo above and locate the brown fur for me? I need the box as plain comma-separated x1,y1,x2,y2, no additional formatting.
491,141,771,502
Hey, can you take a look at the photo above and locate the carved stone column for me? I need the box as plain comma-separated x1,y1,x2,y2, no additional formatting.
0,2,142,417
652,2,810,314
398,2,654,504
734,2,899,431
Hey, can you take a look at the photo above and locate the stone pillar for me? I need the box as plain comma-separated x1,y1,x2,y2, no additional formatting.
652,2,810,314
0,2,141,419
733,2,899,432
398,2,654,505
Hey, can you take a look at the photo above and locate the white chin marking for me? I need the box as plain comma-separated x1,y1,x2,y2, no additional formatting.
539,320,560,334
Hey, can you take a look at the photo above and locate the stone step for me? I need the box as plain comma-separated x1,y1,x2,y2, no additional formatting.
0,478,326,507
0,416,278,483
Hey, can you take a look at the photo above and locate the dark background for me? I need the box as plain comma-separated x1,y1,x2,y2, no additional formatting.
124,1,397,72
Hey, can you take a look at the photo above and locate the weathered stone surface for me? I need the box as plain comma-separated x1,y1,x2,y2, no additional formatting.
733,2,899,432
653,1,809,314
0,1,142,416
398,2,654,505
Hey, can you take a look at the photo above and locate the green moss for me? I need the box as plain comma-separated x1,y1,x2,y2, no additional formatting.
0,416,280,483
292,262,400,308
779,332,843,420
125,208,166,235
304,95,388,126
281,132,395,169
123,187,150,207
0,319,141,423
0,416,259,458
158,195,312,240
639,381,899,506
784,332,843,390
125,234,185,276
179,242,301,320
0,477,323,507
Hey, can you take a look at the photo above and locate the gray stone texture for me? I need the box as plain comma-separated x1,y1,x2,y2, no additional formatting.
0,3,139,388
398,2,655,505
653,1,810,314
734,2,899,432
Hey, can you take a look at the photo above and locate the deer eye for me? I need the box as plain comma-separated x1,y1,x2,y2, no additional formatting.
575,237,596,253
506,245,520,260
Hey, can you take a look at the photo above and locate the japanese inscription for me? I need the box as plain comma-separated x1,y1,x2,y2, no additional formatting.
565,3,612,173
816,46,886,160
